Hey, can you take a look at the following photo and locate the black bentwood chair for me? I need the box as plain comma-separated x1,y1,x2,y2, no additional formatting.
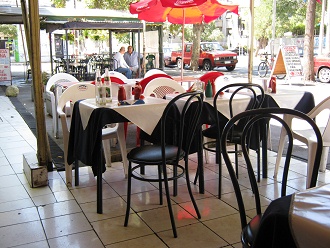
201,83,265,198
124,91,203,238
220,108,323,248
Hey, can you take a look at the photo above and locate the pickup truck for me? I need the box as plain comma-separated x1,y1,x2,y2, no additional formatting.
170,42,238,71
314,53,330,83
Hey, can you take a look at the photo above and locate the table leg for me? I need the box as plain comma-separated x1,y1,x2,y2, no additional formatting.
262,122,268,178
97,148,103,214
197,129,204,193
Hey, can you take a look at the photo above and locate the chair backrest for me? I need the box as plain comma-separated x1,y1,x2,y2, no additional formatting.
143,77,186,98
46,73,78,92
144,69,167,78
138,73,173,93
199,71,224,85
214,83,265,132
57,83,95,114
161,92,203,158
307,96,330,143
220,108,323,231
108,71,128,81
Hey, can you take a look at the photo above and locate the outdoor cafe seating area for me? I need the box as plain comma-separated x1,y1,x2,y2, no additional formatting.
1,68,330,247
53,54,120,81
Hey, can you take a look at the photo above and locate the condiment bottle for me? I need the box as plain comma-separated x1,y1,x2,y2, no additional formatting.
205,80,213,98
269,76,276,93
95,69,102,105
134,82,142,100
104,68,112,103
118,85,126,101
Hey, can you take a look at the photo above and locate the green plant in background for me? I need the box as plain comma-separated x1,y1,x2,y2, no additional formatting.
42,71,50,86
61,33,75,44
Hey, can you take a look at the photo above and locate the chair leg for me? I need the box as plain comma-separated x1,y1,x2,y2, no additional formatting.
75,159,79,186
162,163,178,238
117,123,128,178
235,143,239,178
102,139,112,168
274,126,287,179
124,162,132,227
185,159,201,219
158,164,163,205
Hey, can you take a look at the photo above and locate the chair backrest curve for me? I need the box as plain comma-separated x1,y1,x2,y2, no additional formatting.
220,107,323,230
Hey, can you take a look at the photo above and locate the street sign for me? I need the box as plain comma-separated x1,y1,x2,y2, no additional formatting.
0,49,12,82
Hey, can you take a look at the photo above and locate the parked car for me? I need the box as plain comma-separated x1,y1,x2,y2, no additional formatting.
170,42,238,71
163,47,173,67
314,53,330,83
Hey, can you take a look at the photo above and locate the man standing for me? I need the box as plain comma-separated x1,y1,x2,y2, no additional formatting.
113,46,133,79
124,45,142,77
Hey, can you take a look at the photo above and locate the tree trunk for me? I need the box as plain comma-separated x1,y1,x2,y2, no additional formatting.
303,0,316,82
191,24,202,71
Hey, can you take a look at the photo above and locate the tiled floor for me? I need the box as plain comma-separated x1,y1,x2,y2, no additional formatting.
0,93,330,248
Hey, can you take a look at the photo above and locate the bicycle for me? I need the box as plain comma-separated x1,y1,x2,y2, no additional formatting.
258,54,286,79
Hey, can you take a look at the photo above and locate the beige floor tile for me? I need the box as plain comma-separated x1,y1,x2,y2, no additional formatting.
13,240,49,248
71,181,119,201
32,193,57,206
0,156,9,166
48,178,71,192
23,184,53,197
92,214,153,245
106,234,167,248
137,204,199,233
0,206,40,227
221,189,271,211
203,213,242,245
42,212,92,239
0,184,30,203
110,177,156,196
0,198,35,213
0,220,46,247
48,230,104,248
0,174,23,188
0,164,15,176
53,190,75,202
38,199,82,219
181,197,237,221
158,222,229,247
80,196,126,222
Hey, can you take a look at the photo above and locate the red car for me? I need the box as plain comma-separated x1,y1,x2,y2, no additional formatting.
314,54,330,83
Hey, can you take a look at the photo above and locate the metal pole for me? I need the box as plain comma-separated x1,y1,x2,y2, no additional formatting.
325,0,330,53
248,0,254,84
271,0,276,60
318,0,326,55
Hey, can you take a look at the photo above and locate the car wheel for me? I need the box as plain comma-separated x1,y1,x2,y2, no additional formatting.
226,65,235,71
203,60,212,71
177,58,182,69
318,67,330,83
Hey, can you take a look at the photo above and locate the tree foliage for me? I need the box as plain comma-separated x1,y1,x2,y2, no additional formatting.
0,25,18,39
85,0,131,11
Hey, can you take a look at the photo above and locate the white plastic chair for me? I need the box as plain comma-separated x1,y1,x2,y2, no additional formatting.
144,69,167,78
108,71,128,81
45,73,78,138
57,83,128,186
143,77,186,98
275,96,330,188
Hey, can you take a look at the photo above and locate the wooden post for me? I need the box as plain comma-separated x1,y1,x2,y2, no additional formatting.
24,0,52,170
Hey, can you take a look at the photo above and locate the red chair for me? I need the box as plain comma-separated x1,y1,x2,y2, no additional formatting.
199,71,224,96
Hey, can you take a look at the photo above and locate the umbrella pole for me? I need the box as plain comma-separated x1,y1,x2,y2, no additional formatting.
181,9,185,81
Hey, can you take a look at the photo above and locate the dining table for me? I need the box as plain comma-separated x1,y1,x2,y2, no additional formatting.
253,183,330,248
67,96,170,213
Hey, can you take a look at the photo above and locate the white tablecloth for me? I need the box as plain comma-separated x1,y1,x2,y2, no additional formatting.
78,97,169,135
290,184,330,248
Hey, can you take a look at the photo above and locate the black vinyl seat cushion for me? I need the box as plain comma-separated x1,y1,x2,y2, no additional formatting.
127,145,184,164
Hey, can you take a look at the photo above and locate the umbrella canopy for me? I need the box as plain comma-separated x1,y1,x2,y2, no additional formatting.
130,0,238,79
130,0,238,24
